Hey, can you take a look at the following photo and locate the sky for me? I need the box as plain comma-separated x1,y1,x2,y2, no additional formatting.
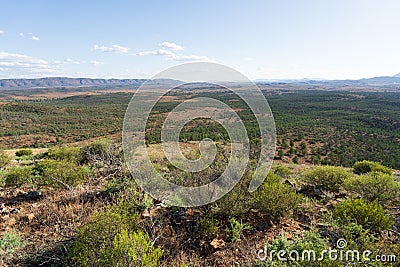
1,0,400,80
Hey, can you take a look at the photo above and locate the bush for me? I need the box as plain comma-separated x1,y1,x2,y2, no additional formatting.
34,159,87,188
70,203,144,266
0,230,28,265
252,173,302,221
80,139,113,164
273,164,292,178
198,216,219,239
333,198,393,233
213,161,255,218
225,217,251,242
215,183,248,218
45,146,82,164
302,166,352,192
100,229,163,267
3,166,33,187
336,222,376,252
353,160,392,175
15,149,33,157
0,151,10,168
258,231,334,266
344,172,400,206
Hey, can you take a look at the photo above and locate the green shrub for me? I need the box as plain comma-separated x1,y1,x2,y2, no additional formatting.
215,183,248,218
0,230,28,265
333,198,393,233
3,166,33,187
344,172,400,206
0,151,10,168
100,229,163,267
353,160,392,175
258,231,334,266
15,149,33,157
336,222,376,252
70,203,141,266
198,216,219,239
273,164,292,178
302,166,352,192
34,159,87,188
45,146,82,164
213,162,255,218
225,217,251,242
252,173,302,221
290,231,329,253
80,139,112,164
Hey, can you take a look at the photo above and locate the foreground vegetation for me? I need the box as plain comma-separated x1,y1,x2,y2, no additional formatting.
0,140,399,266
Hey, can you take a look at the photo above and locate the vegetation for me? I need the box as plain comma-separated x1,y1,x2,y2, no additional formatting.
225,217,251,242
3,166,33,187
1,91,400,169
15,149,33,157
0,151,10,168
258,231,333,266
353,160,393,175
198,216,219,239
302,165,351,192
0,230,28,266
1,89,400,266
344,171,400,206
333,198,393,233
273,164,292,178
34,159,87,188
100,229,163,267
45,145,82,164
69,203,151,266
252,173,302,221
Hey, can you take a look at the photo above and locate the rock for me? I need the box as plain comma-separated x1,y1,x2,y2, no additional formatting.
25,190,42,200
10,208,20,214
27,213,35,222
210,238,225,249
8,217,16,226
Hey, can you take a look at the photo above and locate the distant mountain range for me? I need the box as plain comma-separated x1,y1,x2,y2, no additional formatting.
255,74,400,87
1,75,400,89
0,77,180,89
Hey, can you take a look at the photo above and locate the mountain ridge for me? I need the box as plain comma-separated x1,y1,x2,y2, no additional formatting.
0,77,180,89
2,75,400,89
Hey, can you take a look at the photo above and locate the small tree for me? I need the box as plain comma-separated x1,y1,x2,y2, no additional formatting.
277,149,284,159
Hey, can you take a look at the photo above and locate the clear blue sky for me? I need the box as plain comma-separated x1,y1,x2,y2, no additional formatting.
1,0,399,79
